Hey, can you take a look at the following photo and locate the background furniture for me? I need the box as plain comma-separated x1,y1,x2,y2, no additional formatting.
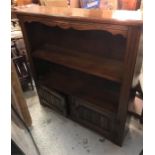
118,0,141,10
12,55,34,90
38,0,141,9
15,5,143,146
99,0,118,9
39,0,68,7
11,18,34,91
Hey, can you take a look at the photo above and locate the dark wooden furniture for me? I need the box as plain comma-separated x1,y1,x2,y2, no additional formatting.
12,55,34,90
15,5,143,146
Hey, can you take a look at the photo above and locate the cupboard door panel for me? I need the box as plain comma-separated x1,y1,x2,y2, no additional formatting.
70,97,114,137
37,83,67,116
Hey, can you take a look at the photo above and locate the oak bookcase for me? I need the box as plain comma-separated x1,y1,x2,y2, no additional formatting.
15,5,143,145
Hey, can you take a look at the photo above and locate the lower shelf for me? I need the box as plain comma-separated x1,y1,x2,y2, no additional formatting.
38,76,119,114
34,60,120,114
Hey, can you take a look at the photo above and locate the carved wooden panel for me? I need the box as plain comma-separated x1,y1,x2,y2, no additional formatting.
70,97,114,137
37,83,67,115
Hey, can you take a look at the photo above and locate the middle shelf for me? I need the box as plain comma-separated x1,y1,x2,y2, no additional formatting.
32,44,124,83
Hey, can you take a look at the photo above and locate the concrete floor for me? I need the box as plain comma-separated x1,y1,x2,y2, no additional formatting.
22,89,143,155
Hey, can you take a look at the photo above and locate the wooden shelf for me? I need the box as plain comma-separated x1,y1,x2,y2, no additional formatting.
32,45,123,83
36,64,120,113
38,78,118,114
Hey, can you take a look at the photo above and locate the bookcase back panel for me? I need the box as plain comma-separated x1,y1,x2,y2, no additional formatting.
25,22,127,61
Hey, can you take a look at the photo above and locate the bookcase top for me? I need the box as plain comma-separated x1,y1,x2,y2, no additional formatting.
14,4,143,26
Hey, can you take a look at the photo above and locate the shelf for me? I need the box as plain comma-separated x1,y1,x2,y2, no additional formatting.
36,64,120,113
32,45,123,83
38,78,118,114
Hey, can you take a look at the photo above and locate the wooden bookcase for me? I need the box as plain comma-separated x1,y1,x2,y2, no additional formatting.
15,5,143,146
